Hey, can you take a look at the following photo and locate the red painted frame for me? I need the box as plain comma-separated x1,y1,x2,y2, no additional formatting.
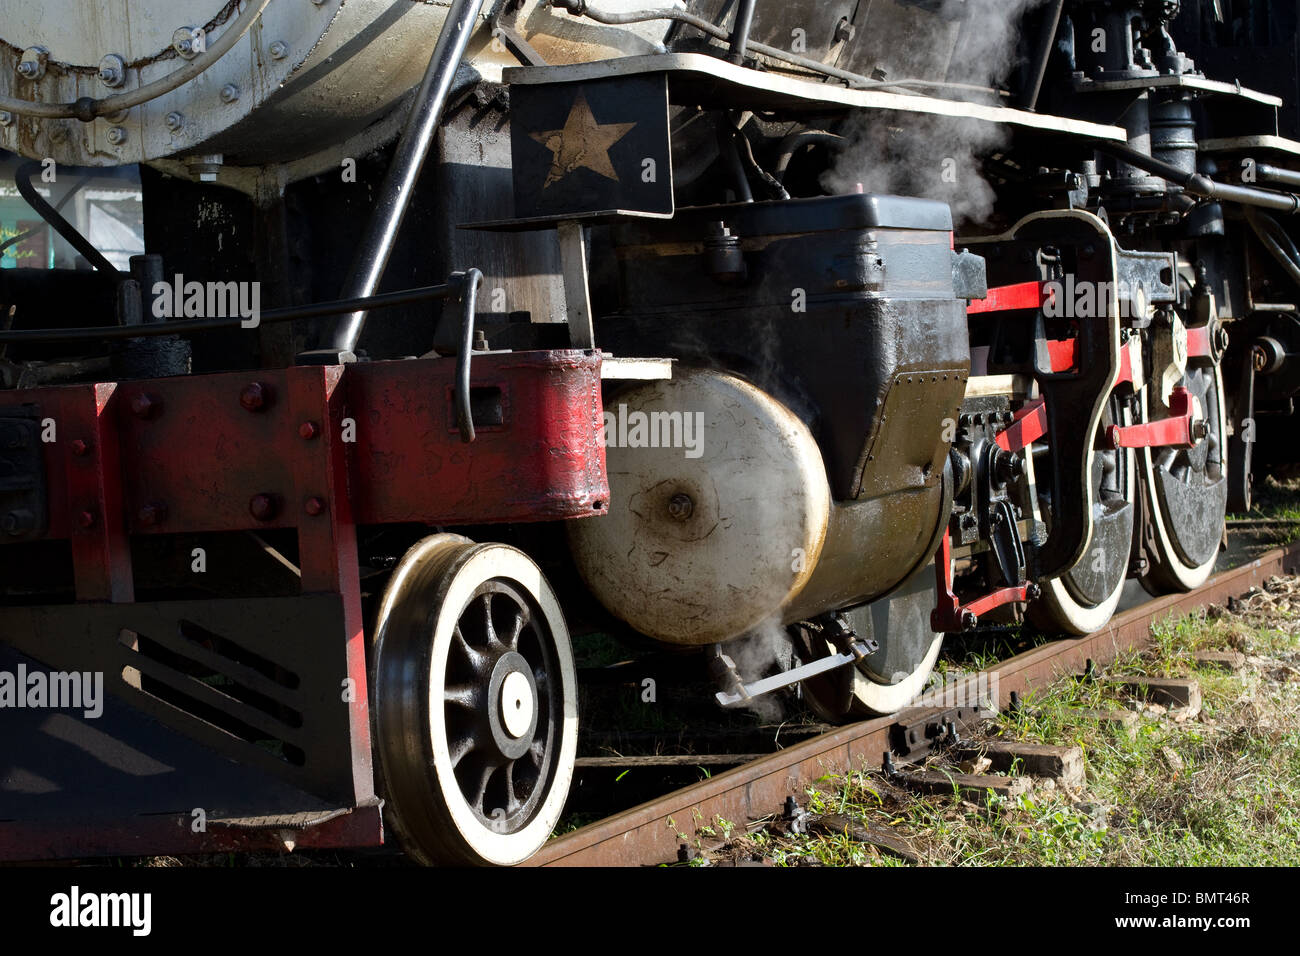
0,349,608,859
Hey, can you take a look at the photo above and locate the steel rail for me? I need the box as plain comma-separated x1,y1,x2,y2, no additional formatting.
529,540,1300,866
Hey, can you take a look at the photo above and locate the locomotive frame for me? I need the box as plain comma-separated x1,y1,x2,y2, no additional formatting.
0,0,1298,865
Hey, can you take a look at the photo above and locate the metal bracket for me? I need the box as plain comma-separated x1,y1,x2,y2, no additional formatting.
712,635,878,708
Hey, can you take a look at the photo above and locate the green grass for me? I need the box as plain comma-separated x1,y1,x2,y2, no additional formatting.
703,576,1300,867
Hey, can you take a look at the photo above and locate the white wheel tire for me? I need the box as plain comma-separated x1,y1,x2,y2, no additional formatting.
373,536,578,867
846,632,945,715
1026,398,1135,635
1140,368,1228,592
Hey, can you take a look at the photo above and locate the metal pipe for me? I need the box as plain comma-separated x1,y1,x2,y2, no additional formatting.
454,269,484,443
14,162,119,273
728,0,758,62
0,283,455,345
327,0,486,355
1022,0,1065,111
0,0,273,121
548,0,997,96
1094,141,1300,213
1254,162,1300,190
774,130,845,182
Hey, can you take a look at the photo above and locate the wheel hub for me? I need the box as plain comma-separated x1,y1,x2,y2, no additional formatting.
488,651,538,759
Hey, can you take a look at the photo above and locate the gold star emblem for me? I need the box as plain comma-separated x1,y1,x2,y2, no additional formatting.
530,90,637,189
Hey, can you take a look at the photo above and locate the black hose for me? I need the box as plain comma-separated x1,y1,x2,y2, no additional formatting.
773,130,846,183
14,162,119,274
1246,208,1300,287
0,282,456,345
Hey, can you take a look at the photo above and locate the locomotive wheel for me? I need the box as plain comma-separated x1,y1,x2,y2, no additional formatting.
371,535,578,866
1029,395,1136,635
1139,361,1229,594
796,570,943,721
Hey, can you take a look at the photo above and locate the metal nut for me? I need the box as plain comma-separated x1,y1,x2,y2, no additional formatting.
269,40,289,60
220,84,241,104
0,111,12,128
667,493,694,521
107,126,127,146
164,111,184,132
98,54,126,88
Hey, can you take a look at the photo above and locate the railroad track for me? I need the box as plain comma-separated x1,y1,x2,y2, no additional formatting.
529,540,1300,867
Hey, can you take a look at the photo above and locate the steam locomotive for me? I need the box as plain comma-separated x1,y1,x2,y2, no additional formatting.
0,0,1296,866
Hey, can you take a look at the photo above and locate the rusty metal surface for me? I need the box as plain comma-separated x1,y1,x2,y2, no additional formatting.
529,540,1300,867
0,350,608,545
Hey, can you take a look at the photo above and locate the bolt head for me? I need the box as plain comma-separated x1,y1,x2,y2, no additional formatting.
138,502,167,527
960,610,978,631
249,494,278,522
270,40,289,59
130,392,160,419
239,382,269,412
298,421,319,440
304,496,326,517
71,439,89,457
220,83,241,104
667,493,694,521
17,61,38,78
1191,420,1210,441
164,111,184,132
107,126,127,146
0,111,14,127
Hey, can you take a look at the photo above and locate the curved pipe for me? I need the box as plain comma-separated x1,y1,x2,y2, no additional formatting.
454,269,484,444
14,162,119,273
0,0,272,121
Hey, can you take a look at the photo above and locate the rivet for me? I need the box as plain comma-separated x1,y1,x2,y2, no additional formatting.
304,496,326,517
71,439,89,457
298,421,319,440
138,502,167,527
240,382,270,412
249,494,279,522
130,393,161,419
77,510,96,529
220,84,241,104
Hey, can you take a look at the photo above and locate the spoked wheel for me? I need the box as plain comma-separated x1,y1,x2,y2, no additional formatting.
372,535,578,866
1139,360,1229,594
1029,393,1136,634
795,569,943,721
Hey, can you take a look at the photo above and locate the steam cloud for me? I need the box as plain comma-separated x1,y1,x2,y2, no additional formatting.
821,0,1048,226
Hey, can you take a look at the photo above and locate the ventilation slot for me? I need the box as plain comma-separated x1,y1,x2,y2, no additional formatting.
119,628,304,766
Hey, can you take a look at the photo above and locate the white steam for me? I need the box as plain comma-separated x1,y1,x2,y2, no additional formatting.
821,0,1047,226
